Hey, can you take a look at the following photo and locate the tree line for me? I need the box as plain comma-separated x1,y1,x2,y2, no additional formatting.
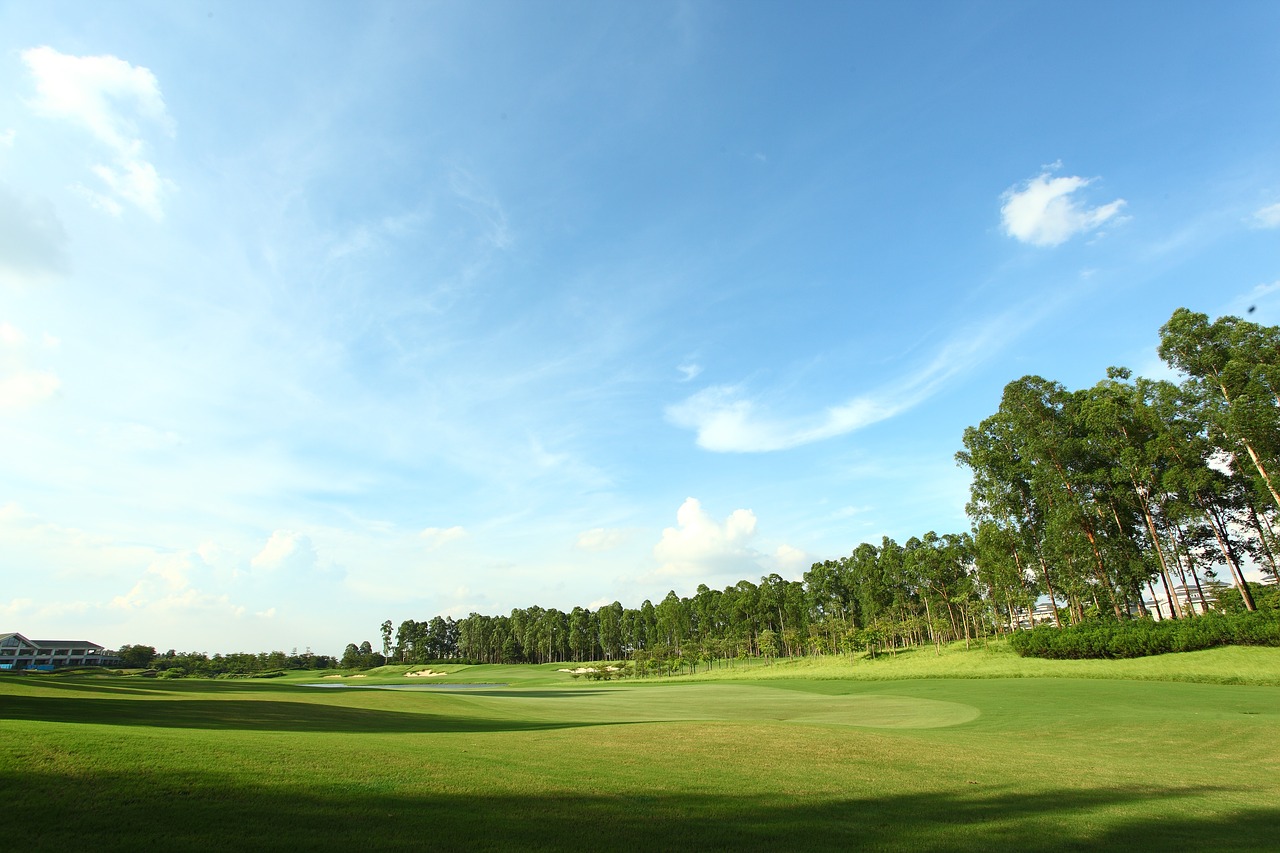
958,308,1280,627
370,309,1277,670
111,645,340,676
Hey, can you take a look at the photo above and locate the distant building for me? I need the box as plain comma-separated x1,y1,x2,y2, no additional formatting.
1011,601,1060,628
1143,584,1220,620
0,632,121,670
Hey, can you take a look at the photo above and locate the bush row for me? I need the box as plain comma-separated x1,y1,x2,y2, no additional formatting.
1009,610,1280,659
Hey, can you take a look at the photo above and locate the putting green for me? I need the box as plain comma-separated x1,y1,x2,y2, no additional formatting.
449,683,981,729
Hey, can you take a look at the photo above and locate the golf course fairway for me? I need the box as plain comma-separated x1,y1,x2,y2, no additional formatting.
2,646,1277,851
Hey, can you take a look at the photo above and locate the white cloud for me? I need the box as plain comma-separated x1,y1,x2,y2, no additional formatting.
0,322,24,347
773,543,809,574
1000,166,1125,247
677,361,703,382
71,183,124,217
0,370,61,409
22,46,175,219
667,312,1021,452
0,129,14,147
251,530,316,571
0,322,60,409
1224,280,1280,322
576,527,626,551
0,598,34,618
93,160,167,220
1252,203,1280,229
420,525,467,548
652,497,760,580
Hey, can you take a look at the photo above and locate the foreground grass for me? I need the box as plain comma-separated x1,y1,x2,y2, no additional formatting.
2,646,1278,851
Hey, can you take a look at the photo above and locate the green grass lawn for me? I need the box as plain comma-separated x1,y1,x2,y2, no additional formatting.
2,645,1278,851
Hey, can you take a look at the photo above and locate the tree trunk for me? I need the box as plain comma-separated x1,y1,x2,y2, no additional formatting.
1216,379,1280,512
1168,521,1210,614
1036,555,1064,628
1133,483,1183,618
1146,580,1164,619
1247,504,1280,584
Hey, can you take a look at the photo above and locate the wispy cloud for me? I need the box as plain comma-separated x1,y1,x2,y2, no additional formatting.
0,320,60,410
420,525,467,548
576,527,626,551
1252,202,1280,229
22,46,175,219
1222,280,1280,324
1000,164,1125,247
667,312,1026,452
449,166,512,251
677,361,702,382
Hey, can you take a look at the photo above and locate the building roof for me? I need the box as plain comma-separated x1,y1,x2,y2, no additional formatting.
1,633,106,650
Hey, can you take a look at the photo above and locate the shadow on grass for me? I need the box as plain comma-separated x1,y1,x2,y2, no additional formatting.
0,694,589,733
3,675,332,695
464,689,619,698
3,769,1272,852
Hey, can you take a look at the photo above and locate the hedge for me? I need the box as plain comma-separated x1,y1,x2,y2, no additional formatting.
1009,610,1280,659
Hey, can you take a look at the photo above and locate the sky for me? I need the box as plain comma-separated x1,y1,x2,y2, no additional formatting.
1,1,1278,654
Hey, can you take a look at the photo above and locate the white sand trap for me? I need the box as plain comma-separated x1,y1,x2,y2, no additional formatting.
405,669,447,677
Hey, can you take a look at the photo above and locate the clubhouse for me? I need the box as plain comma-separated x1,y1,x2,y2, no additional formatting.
0,632,121,670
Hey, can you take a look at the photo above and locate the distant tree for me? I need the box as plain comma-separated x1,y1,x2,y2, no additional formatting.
117,644,157,668
381,620,393,664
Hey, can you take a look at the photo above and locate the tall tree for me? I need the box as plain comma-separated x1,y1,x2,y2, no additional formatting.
1159,308,1280,512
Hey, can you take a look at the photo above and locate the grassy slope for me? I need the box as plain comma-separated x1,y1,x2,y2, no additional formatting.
2,645,1278,851
278,640,1280,686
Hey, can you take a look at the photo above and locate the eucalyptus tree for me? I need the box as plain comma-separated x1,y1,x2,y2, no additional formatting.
804,558,854,653
381,620,394,664
568,607,593,662
1145,374,1260,612
958,403,1064,626
597,601,624,660
1076,369,1187,617
655,591,691,654
971,520,1036,631
1008,376,1127,617
1159,308,1280,512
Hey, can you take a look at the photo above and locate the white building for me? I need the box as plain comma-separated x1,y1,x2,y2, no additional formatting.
0,632,121,670
1142,584,1221,620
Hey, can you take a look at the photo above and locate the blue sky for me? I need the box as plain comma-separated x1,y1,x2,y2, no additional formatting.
2,1,1278,653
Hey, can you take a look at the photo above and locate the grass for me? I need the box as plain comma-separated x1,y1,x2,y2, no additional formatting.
2,644,1278,851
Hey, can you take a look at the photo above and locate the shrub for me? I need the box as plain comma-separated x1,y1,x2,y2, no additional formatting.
1010,610,1280,659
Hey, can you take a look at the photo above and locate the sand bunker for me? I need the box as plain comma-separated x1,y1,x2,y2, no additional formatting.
405,669,447,677
557,666,621,674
